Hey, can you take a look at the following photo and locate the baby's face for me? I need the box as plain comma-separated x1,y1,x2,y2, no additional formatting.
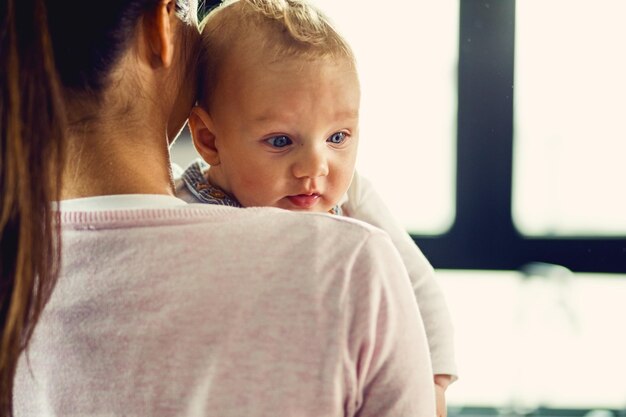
207,54,360,213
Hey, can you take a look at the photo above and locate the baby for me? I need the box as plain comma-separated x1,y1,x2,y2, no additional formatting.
176,0,456,413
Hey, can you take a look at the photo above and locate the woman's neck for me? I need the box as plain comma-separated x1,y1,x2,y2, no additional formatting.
59,32,193,200
61,122,175,200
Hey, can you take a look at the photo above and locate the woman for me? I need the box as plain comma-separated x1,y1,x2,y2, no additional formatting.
0,0,435,416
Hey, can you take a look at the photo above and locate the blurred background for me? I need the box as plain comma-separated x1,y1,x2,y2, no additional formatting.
172,1,626,415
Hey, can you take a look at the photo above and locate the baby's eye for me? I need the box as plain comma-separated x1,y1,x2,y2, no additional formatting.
327,131,347,144
266,135,292,148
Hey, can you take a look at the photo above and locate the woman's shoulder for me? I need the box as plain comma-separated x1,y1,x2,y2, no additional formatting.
59,205,395,276
59,203,382,236
57,205,403,321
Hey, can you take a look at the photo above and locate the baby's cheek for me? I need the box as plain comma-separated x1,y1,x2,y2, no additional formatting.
240,170,277,190
238,173,281,205
334,166,354,192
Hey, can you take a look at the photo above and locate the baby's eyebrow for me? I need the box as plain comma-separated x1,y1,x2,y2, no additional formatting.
252,113,283,123
251,108,298,123
333,110,359,120
253,109,359,124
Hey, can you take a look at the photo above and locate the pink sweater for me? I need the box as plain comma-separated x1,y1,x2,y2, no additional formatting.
15,202,435,416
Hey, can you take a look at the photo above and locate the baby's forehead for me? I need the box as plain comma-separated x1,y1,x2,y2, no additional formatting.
228,28,347,58
198,5,357,110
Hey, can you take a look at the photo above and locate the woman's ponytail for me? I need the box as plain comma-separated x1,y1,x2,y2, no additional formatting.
0,0,65,414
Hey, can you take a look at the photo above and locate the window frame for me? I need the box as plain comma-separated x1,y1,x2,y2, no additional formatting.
412,0,626,273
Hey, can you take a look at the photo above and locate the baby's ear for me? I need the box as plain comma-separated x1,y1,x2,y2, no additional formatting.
188,106,221,166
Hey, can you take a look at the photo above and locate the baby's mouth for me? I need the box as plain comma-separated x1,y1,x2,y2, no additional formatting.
287,193,321,209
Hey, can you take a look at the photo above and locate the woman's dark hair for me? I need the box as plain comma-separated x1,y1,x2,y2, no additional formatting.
0,0,196,415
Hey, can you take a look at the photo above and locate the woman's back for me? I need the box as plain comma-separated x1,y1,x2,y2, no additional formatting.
14,202,434,416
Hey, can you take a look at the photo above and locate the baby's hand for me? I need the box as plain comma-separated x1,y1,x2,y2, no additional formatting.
434,374,452,417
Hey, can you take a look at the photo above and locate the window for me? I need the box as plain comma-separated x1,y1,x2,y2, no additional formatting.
411,1,626,273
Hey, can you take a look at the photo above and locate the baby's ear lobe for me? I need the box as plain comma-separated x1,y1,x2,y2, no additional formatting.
188,107,221,166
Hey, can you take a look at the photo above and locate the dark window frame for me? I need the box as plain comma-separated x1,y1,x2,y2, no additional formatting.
412,0,626,273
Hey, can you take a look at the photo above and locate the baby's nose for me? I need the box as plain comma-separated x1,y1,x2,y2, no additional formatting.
292,147,329,179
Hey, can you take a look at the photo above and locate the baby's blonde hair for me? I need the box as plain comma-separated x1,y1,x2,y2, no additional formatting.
197,0,356,109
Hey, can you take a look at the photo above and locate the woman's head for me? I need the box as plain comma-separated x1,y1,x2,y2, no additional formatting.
49,0,200,139
0,0,198,414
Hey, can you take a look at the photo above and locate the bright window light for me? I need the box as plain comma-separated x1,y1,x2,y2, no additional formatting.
513,0,626,236
440,269,626,410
